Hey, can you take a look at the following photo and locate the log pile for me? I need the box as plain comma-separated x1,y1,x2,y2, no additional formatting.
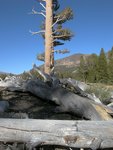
0,76,113,120
0,69,113,149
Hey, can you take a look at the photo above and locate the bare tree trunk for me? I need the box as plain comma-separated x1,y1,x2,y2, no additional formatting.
45,0,53,74
50,43,55,75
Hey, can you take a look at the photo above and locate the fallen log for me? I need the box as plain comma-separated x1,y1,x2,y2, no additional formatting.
0,119,112,149
22,79,113,120
1,71,113,120
60,78,102,104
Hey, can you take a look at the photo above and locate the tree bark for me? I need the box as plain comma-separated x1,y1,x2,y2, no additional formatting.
0,119,113,149
45,0,53,74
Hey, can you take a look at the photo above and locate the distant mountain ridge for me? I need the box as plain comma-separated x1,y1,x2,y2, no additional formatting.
55,53,89,68
0,71,9,74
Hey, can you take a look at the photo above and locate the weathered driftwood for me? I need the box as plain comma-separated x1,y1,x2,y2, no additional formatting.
0,87,78,120
60,78,102,104
0,72,113,120
0,119,112,149
22,79,113,121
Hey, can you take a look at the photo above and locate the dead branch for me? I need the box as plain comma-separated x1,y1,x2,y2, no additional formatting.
40,2,46,10
54,34,72,39
30,8,46,17
52,17,64,27
29,30,45,35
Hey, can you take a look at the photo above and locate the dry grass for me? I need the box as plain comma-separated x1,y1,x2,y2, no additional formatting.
85,83,113,102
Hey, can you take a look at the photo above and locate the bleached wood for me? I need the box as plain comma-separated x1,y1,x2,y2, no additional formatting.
0,119,113,149
29,30,45,35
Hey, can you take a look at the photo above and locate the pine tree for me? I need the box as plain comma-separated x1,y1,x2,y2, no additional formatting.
98,48,108,83
78,56,88,82
86,54,98,83
77,54,99,83
30,0,73,74
108,47,113,84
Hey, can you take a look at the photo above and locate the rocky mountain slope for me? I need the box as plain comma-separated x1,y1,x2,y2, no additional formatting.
55,53,87,67
54,53,89,74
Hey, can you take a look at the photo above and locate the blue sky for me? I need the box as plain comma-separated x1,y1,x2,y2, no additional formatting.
0,0,113,74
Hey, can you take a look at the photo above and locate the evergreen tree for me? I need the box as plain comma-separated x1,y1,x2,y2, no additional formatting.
86,54,98,83
108,47,113,84
31,0,73,74
78,56,88,82
77,54,98,83
98,48,108,83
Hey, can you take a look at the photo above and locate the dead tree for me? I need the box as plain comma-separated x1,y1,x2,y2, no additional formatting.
0,119,113,149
